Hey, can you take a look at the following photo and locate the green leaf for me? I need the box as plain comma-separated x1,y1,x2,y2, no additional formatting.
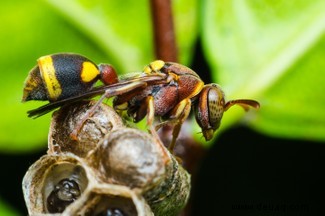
46,0,154,72
46,0,199,70
252,36,325,140
0,198,19,216
201,0,325,143
0,0,198,152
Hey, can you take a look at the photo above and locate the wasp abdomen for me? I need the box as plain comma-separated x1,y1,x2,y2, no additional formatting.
22,53,101,102
46,54,99,101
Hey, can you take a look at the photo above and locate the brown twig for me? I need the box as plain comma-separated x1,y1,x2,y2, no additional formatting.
149,2,207,216
149,0,178,62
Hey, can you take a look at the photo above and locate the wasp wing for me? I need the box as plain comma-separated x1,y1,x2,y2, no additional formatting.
27,73,168,118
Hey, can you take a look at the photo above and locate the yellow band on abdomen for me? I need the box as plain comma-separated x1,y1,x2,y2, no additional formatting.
80,61,100,83
38,55,62,101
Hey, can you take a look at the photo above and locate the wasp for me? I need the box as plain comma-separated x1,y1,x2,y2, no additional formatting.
22,53,168,138
114,60,260,151
23,54,259,151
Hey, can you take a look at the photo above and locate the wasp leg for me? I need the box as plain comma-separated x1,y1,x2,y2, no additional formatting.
146,96,155,126
155,99,192,153
169,98,192,152
129,95,170,162
70,81,147,141
127,95,154,124
148,124,171,165
69,92,112,140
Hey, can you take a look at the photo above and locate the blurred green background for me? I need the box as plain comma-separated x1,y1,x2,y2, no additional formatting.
0,0,324,215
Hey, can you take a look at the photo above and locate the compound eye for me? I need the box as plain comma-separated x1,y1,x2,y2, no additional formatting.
99,63,118,85
195,85,226,141
207,86,225,129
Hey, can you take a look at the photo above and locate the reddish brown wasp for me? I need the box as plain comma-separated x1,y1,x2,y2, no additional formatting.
23,54,259,151
114,60,260,151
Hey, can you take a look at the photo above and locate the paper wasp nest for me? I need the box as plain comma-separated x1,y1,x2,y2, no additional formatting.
23,101,191,215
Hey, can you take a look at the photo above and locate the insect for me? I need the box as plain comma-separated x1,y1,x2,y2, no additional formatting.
114,60,260,152
47,178,81,213
22,53,168,138
23,54,259,151
22,53,119,103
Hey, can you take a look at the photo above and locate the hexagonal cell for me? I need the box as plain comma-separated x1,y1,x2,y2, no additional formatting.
22,153,91,215
48,101,124,157
63,183,153,216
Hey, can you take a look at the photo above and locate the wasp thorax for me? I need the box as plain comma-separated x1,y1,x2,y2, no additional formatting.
143,60,165,73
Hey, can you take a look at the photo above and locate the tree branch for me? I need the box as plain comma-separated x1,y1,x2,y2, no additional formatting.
149,0,178,62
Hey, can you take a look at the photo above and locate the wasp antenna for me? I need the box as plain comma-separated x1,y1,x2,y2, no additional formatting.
224,99,260,111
